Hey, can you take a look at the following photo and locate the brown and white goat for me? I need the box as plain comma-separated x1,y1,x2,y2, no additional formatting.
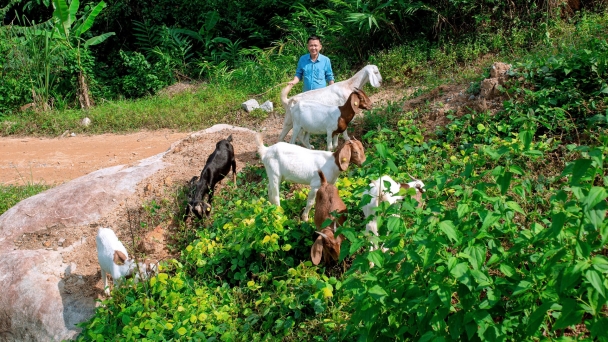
256,134,366,221
311,170,347,265
289,88,373,151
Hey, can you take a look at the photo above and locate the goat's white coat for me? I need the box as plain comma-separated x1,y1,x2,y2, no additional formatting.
279,65,382,143
289,101,345,151
362,176,425,253
256,134,357,221
96,227,136,295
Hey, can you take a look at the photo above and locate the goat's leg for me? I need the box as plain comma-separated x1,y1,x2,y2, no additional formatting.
231,160,237,187
277,111,293,142
342,131,351,141
301,132,313,149
332,135,339,151
302,184,319,221
290,125,302,145
326,131,334,151
267,175,281,206
101,269,110,295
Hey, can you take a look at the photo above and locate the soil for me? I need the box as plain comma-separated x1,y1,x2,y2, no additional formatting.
0,81,506,302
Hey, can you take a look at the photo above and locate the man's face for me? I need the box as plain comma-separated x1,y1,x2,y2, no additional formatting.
307,39,322,58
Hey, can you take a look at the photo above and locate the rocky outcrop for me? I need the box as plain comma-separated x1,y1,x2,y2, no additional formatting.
0,154,167,341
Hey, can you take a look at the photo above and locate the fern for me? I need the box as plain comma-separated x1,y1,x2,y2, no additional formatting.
132,20,162,59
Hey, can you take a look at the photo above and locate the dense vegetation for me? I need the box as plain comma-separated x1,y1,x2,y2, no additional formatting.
1,0,605,118
1,0,607,340
68,13,606,342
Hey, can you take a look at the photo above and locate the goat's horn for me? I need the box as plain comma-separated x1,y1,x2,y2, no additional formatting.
407,172,417,181
316,231,329,239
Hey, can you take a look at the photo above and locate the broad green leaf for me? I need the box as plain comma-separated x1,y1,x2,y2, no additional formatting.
510,165,524,175
450,262,472,290
548,212,566,238
84,32,116,47
367,285,388,302
439,220,460,243
519,130,533,150
506,201,525,215
590,317,608,340
367,250,384,268
75,1,107,37
375,143,388,158
496,172,512,195
176,327,187,335
553,299,584,330
386,159,398,173
480,211,500,231
464,245,485,270
568,159,592,185
457,203,469,218
52,0,70,38
471,270,492,287
499,264,515,278
591,256,608,273
585,269,606,298
583,187,607,210
386,216,403,233
576,240,591,258
512,280,532,295
560,265,583,293
526,302,560,336
68,0,79,29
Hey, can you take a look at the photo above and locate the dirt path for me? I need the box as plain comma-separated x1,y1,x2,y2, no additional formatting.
0,130,192,185
0,86,415,186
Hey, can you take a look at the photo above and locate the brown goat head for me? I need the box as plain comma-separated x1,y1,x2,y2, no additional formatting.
334,140,366,171
311,227,345,265
350,88,373,111
314,170,347,230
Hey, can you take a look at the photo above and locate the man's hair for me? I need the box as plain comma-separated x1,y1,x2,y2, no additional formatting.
307,35,321,44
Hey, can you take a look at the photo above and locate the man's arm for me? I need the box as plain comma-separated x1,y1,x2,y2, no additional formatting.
325,58,335,85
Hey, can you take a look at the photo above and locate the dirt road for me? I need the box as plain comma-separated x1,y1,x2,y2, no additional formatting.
0,130,191,185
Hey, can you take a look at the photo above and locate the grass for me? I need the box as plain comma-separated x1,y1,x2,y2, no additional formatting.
0,182,50,215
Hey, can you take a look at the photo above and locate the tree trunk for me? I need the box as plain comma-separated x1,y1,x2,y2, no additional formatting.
78,71,93,109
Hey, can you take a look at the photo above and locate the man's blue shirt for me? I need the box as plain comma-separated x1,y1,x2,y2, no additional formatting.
295,53,334,92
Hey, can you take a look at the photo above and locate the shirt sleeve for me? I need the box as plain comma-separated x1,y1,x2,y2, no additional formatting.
325,58,334,82
295,56,305,79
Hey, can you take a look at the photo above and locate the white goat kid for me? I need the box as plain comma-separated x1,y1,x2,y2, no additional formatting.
362,174,425,253
96,227,156,295
278,65,382,143
290,88,373,151
256,133,366,221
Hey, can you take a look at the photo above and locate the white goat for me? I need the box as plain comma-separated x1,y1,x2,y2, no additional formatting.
290,88,373,151
255,133,366,221
278,65,382,143
96,227,157,295
362,175,425,253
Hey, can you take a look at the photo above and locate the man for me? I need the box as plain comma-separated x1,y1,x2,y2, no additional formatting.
288,36,335,91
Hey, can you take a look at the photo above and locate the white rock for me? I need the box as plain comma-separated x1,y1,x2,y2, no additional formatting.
260,100,273,112
80,117,91,127
241,99,260,112
70,133,76,137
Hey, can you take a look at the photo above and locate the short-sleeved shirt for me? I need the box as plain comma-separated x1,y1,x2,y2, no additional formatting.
295,53,334,92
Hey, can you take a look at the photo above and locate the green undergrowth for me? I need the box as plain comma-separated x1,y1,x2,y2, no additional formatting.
0,182,50,216
76,28,608,341
2,13,605,137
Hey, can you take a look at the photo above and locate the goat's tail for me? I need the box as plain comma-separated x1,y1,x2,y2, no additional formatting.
255,133,267,159
317,170,327,185
280,83,294,109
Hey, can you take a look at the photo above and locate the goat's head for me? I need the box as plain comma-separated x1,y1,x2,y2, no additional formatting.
188,200,212,219
335,139,366,171
314,170,347,229
403,173,426,193
350,88,373,111
365,65,383,88
311,227,345,265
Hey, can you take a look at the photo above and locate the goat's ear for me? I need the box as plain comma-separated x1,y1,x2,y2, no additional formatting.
400,183,411,190
226,134,233,142
114,250,128,265
337,143,351,171
311,235,324,265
